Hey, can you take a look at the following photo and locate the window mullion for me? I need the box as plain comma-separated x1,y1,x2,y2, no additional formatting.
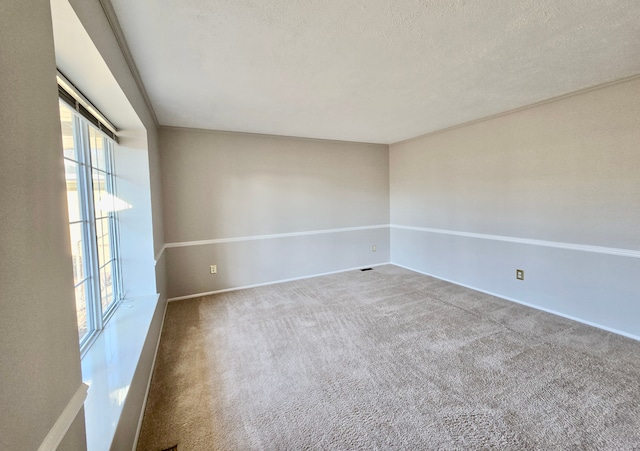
77,118,104,331
105,139,122,303
61,92,121,353
72,115,94,349
114,143,124,300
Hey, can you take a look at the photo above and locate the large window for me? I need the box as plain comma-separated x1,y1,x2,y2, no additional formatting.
60,100,122,349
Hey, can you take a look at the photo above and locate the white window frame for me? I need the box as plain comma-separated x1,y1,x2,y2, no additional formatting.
61,100,123,353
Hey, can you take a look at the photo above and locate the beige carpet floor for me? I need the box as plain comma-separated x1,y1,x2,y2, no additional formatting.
137,265,640,450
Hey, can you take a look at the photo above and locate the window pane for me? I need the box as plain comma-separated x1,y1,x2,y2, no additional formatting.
96,218,111,267
60,94,120,348
75,281,89,341
93,169,109,217
59,103,78,161
100,262,114,313
105,143,115,175
65,160,82,223
69,223,85,285
89,127,106,171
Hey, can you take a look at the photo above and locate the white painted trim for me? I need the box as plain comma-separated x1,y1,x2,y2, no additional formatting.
97,0,159,126
391,262,640,342
391,224,640,259
168,262,391,302
38,383,89,451
132,298,168,451
154,246,165,263
164,225,391,249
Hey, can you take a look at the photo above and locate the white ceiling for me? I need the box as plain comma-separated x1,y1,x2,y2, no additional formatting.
109,0,640,144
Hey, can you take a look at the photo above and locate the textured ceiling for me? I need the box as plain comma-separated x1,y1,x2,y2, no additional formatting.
109,0,640,144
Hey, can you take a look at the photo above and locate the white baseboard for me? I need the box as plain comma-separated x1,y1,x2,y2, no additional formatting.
132,298,169,451
38,383,89,451
168,262,391,302
392,262,640,342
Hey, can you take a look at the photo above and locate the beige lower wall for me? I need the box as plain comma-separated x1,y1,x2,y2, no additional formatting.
166,228,390,299
390,77,640,337
160,128,390,297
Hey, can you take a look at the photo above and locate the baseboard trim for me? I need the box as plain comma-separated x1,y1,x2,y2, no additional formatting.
38,383,89,451
165,225,390,249
131,299,168,451
392,262,640,342
168,262,391,302
391,224,640,259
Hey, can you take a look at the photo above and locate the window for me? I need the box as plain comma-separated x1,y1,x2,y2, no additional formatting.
60,99,122,350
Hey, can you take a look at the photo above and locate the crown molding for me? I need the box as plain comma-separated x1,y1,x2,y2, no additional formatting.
97,0,159,126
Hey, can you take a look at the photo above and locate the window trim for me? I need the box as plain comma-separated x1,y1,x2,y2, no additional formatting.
57,70,118,141
60,97,123,355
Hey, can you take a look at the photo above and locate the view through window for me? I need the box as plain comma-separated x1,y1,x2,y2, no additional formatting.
60,100,122,349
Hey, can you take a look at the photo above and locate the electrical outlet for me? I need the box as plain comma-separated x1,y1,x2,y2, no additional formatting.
210,264,217,274
516,269,524,280
372,245,377,252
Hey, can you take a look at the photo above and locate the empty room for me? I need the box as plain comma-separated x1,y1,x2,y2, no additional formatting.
1,0,639,450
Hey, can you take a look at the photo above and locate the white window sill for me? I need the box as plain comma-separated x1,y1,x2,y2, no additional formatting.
81,294,159,451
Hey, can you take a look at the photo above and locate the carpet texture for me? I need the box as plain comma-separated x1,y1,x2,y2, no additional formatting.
137,265,640,450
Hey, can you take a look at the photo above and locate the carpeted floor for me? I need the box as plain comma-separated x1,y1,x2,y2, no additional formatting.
137,265,640,450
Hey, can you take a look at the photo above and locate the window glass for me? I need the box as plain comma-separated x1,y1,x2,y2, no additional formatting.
92,169,108,218
100,262,114,312
75,282,88,342
59,100,121,350
90,127,106,172
65,161,82,223
96,217,111,267
68,222,85,285
60,105,77,160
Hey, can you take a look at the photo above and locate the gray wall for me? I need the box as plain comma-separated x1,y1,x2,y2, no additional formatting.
390,77,640,338
0,0,86,448
64,0,168,448
161,128,390,298
0,0,168,449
